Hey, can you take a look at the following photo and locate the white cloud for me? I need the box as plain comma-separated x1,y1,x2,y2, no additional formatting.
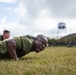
0,22,28,37
1,0,76,38
38,9,52,17
0,0,17,3
64,19,76,34
0,16,7,24
33,9,58,34
14,3,28,18
0,17,9,34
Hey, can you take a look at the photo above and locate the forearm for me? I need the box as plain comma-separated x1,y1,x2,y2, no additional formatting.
6,39,18,61
8,49,18,61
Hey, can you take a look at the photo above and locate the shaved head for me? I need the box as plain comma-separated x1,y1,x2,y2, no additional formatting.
32,34,48,53
36,34,48,43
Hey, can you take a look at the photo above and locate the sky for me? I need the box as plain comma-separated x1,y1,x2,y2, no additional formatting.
0,0,76,38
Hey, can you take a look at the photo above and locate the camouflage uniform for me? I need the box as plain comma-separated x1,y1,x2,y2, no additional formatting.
0,36,34,58
0,35,3,41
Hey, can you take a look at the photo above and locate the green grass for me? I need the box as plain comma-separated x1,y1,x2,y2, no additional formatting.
0,46,76,75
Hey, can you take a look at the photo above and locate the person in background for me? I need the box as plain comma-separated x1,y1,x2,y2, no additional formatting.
0,30,10,41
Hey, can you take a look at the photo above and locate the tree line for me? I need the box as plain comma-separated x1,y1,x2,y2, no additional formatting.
47,33,76,47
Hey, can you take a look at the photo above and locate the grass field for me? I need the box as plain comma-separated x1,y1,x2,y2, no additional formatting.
0,46,76,75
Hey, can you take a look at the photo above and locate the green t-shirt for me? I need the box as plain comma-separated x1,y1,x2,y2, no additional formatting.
14,36,34,57
0,35,34,58
0,39,7,53
0,35,3,41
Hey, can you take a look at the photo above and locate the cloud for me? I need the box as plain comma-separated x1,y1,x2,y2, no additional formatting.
0,16,7,24
45,0,76,19
21,0,47,19
34,9,57,31
21,0,76,19
14,0,76,38
0,21,28,37
0,0,17,3
1,0,76,38
14,2,28,18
